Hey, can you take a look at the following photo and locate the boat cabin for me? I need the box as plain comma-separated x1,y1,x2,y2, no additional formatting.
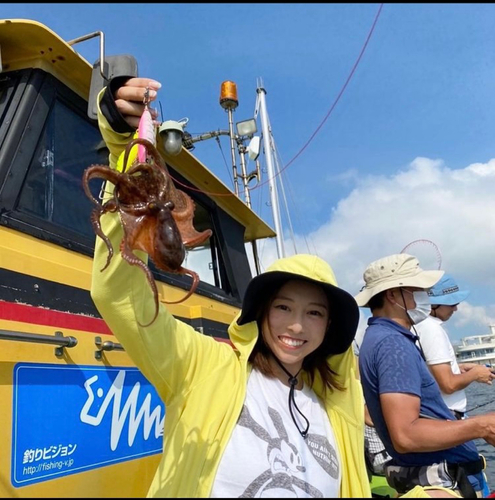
0,18,274,497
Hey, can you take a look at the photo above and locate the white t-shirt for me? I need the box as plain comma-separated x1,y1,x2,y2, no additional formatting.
416,315,467,412
210,368,341,498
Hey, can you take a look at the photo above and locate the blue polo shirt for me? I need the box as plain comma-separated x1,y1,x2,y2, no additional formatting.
359,316,479,467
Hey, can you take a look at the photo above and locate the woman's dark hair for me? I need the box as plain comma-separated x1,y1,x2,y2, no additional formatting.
248,281,344,394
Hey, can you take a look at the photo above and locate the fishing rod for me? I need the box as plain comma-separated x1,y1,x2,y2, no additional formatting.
466,398,495,414
465,365,495,413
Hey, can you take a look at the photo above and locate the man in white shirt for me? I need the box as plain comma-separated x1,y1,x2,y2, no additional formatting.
416,274,495,419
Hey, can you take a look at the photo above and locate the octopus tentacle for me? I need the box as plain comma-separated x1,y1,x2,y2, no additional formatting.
162,268,200,305
84,135,212,327
82,165,122,206
122,137,165,173
119,228,161,327
126,162,158,177
91,199,119,272
166,187,212,248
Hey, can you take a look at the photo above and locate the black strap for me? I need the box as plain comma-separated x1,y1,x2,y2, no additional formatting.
446,462,479,498
99,76,138,134
450,457,484,476
272,357,310,438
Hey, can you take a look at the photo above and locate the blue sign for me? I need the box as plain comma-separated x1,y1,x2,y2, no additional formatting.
11,363,165,487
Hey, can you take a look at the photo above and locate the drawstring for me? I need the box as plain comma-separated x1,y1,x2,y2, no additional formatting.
272,356,310,439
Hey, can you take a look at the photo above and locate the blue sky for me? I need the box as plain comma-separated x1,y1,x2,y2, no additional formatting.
3,3,495,343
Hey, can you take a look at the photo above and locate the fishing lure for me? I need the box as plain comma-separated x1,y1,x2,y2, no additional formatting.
137,87,157,162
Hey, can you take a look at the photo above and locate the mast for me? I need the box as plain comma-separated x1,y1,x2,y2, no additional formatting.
256,78,285,259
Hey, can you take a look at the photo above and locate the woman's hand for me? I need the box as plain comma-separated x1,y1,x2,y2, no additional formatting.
113,77,162,128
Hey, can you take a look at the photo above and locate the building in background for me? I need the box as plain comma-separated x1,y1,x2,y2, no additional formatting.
455,325,495,366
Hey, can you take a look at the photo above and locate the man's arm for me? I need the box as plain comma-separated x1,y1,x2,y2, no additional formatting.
429,362,494,393
380,392,495,452
459,362,479,371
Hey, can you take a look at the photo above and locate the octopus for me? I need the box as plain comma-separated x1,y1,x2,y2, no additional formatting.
83,136,212,326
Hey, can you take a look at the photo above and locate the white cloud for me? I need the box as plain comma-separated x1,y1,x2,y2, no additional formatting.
454,302,495,333
251,156,495,343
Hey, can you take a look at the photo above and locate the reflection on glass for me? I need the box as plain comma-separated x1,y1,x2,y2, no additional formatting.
183,245,215,286
17,99,107,238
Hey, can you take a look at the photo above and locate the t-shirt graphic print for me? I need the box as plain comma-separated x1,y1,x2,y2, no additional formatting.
210,369,341,498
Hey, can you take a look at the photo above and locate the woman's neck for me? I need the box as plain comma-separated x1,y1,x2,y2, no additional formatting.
269,356,304,390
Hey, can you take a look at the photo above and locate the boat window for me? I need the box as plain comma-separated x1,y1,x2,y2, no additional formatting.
0,75,18,130
15,95,221,288
17,98,106,238
183,202,217,287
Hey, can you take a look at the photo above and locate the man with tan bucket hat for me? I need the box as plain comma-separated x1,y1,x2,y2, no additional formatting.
356,253,493,498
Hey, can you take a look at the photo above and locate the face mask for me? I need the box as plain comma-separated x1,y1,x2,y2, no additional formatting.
398,290,431,324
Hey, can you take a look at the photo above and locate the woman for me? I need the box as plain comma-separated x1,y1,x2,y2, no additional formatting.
92,77,370,497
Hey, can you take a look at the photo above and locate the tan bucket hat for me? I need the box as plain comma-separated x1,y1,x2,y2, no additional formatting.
355,253,444,307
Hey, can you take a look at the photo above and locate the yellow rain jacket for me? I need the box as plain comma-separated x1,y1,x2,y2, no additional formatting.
91,90,415,498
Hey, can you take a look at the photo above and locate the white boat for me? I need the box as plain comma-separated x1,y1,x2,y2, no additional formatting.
455,325,495,365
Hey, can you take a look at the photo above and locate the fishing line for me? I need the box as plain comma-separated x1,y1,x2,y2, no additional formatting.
157,3,385,199
466,398,495,414
465,365,495,413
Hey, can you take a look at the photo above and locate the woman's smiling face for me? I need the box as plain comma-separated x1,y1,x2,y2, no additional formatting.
262,279,330,376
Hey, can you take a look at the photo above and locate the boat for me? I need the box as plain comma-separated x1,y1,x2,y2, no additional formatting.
0,18,276,497
455,325,495,366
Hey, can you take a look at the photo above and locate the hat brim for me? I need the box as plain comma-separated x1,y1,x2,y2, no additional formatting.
355,270,444,307
237,271,359,355
430,289,470,306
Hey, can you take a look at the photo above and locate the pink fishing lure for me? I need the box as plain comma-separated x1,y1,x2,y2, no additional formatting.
137,88,157,163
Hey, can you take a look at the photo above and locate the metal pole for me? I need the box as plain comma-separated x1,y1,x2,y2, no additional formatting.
226,108,240,196
239,144,260,274
256,82,285,258
237,143,252,207
0,329,77,347
251,241,261,275
239,136,261,272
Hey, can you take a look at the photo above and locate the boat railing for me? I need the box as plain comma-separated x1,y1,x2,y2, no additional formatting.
94,336,125,360
0,329,129,361
0,329,77,357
